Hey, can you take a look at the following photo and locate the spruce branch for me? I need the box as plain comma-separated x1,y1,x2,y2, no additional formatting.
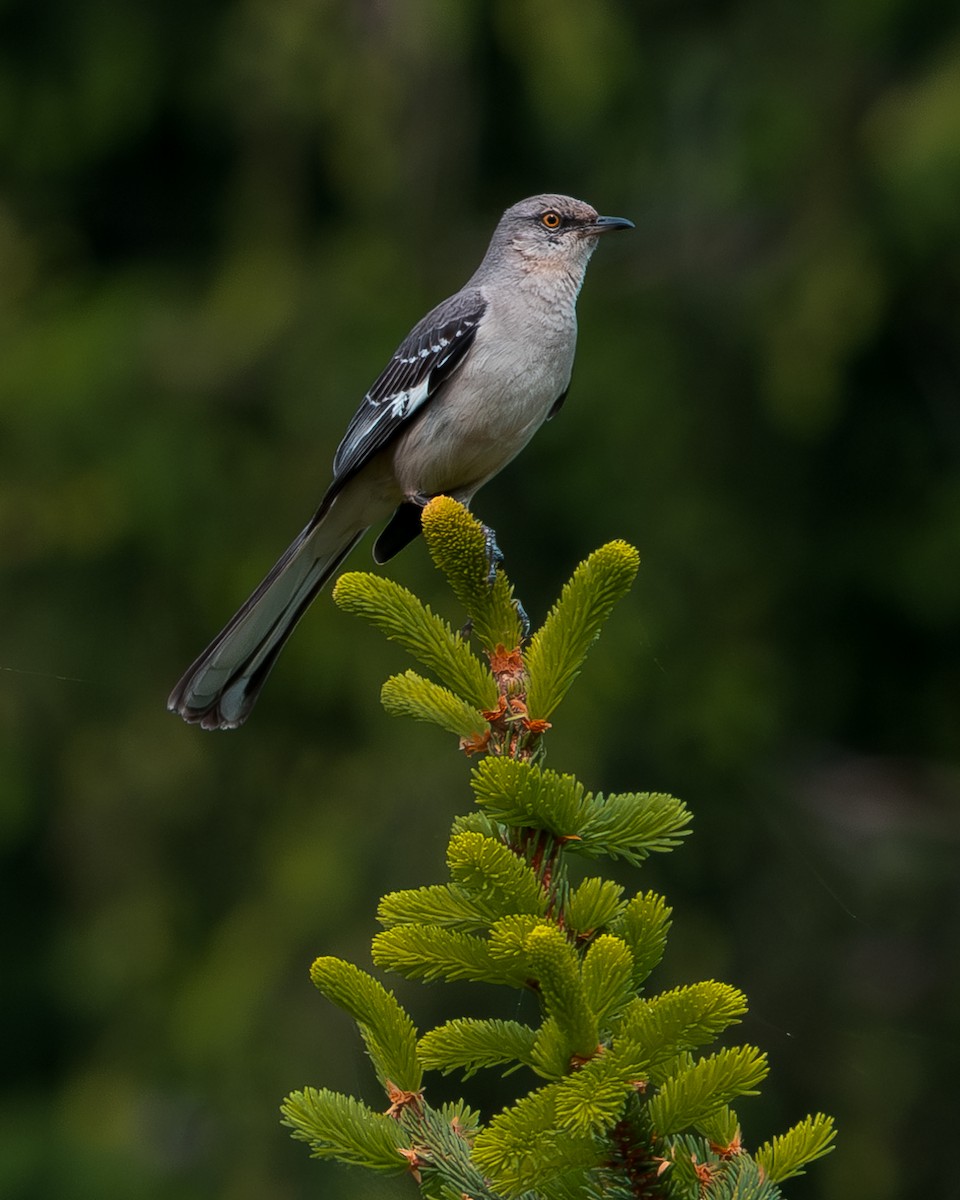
551,1049,648,1136
525,924,599,1061
659,1138,782,1200
446,830,548,918
472,757,592,832
283,499,836,1199
529,1014,580,1080
646,1046,769,1134
280,1088,409,1172
420,494,523,652
696,1103,742,1150
756,1113,838,1182
580,934,636,1028
564,876,625,938
471,757,691,863
418,1018,539,1078
616,982,750,1079
333,571,497,709
577,787,693,863
471,1085,605,1197
381,670,490,740
378,882,512,933
372,922,533,987
377,831,549,939
309,958,422,1092
608,889,673,988
524,539,640,718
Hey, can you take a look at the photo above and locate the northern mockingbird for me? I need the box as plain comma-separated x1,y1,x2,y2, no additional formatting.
168,194,633,729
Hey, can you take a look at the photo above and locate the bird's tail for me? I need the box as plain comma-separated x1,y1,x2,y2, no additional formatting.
168,515,366,730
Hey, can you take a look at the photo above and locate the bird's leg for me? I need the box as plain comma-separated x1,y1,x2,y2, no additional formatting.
481,523,530,639
514,599,531,640
481,523,504,586
412,495,530,638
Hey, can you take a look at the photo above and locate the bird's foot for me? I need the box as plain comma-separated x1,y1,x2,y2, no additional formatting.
481,524,504,586
481,523,530,639
514,597,531,640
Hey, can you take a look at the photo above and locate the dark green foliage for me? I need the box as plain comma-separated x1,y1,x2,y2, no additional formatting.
284,502,835,1198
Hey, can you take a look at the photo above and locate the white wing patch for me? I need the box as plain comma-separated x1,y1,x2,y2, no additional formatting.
328,292,485,486
386,377,431,421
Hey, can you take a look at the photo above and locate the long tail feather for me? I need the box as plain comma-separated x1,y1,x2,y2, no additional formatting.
168,521,366,729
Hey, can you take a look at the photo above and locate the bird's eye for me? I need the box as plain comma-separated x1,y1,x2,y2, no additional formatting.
540,210,562,229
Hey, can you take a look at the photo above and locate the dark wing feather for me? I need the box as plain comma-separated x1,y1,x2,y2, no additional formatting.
330,289,486,486
547,385,569,419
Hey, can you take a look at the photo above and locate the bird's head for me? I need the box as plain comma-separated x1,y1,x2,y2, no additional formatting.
489,193,634,276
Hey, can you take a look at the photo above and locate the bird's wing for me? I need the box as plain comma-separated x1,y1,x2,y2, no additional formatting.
330,288,486,486
547,384,569,419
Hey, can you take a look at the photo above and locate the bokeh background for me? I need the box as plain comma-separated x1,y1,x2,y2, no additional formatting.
3,1,959,1197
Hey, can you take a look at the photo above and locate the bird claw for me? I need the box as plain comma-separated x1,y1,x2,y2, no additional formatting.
481,524,504,585
514,597,531,640
481,523,530,639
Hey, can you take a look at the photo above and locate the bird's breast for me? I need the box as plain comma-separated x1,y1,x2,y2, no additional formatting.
392,305,576,500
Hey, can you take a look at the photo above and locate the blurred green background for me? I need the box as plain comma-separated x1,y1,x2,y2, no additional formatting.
2,1,958,1197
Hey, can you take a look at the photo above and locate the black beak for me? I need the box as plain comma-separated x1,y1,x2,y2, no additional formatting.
593,215,635,233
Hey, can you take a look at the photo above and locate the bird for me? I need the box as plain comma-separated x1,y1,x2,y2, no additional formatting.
168,194,634,729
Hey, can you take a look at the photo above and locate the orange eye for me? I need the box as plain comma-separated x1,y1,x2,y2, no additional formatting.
540,210,561,229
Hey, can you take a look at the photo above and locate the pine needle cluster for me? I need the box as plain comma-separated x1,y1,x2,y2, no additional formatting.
281,497,835,1199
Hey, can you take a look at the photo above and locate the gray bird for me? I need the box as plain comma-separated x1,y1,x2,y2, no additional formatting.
168,194,633,729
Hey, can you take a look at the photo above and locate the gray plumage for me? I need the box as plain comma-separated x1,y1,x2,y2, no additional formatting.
168,194,633,729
